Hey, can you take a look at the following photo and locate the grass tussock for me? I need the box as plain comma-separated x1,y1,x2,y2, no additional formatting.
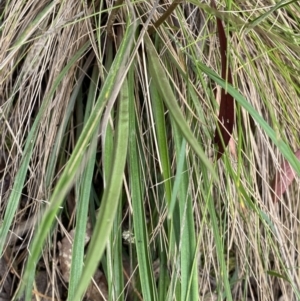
0,0,300,300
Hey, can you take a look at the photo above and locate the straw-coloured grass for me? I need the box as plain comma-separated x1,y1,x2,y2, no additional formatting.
0,1,299,300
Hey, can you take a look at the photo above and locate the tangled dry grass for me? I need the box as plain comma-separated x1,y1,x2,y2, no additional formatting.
0,0,300,300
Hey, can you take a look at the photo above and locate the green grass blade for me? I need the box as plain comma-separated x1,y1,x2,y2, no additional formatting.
168,138,186,219
145,34,217,181
68,135,97,300
197,62,300,175
172,126,198,301
245,0,299,33
158,241,169,301
108,200,124,301
18,17,136,300
67,62,99,300
149,85,172,205
103,45,123,301
73,74,130,300
0,131,34,252
45,52,95,188
128,66,158,301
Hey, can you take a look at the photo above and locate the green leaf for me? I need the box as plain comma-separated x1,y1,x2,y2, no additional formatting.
67,62,99,301
128,65,158,301
197,62,300,176
145,34,217,181
18,16,136,300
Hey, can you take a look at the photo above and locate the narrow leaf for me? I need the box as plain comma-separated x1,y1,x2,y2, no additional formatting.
145,34,217,180
197,61,300,176
128,67,158,301
74,77,130,301
267,270,290,282
18,17,135,300
211,0,234,160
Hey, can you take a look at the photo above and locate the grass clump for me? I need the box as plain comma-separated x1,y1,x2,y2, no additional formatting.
0,1,299,300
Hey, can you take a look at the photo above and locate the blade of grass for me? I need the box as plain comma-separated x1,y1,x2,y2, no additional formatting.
101,43,118,301
0,41,90,257
168,138,186,219
244,0,299,33
72,72,131,301
107,199,124,301
0,1,57,71
18,16,136,300
107,197,124,301
197,62,300,176
202,168,233,301
148,0,182,35
102,40,123,300
158,241,169,301
45,52,95,188
67,62,99,300
128,66,158,301
68,134,98,300
145,34,217,181
149,85,172,205
171,125,198,301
